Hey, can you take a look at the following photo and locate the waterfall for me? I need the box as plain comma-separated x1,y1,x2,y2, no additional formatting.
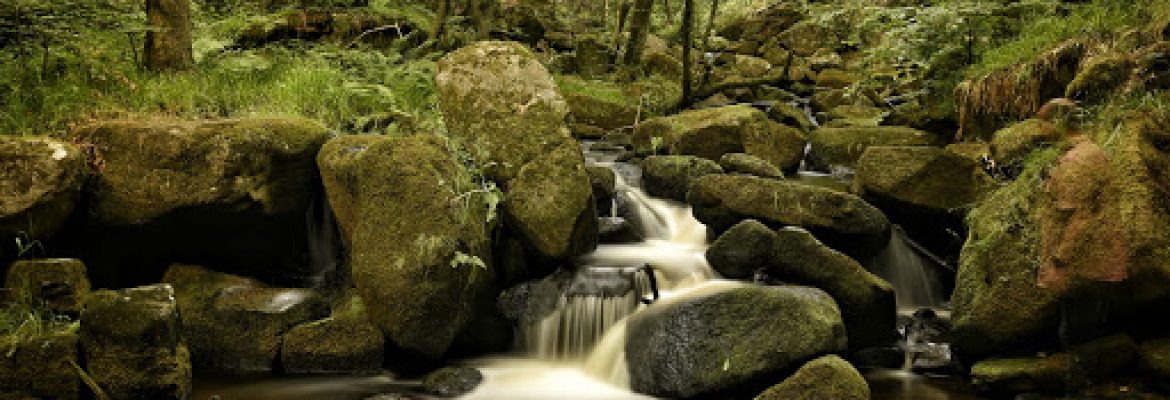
871,225,946,309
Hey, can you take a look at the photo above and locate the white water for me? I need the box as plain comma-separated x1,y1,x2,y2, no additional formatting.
871,226,946,309
468,161,720,399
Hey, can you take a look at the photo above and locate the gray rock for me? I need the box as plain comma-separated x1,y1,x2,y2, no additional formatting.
643,155,724,202
754,355,870,400
422,366,483,397
706,220,776,279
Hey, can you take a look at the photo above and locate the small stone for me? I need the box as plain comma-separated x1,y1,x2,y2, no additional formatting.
422,366,483,398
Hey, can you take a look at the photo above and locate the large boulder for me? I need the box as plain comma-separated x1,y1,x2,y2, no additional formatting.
633,105,806,173
0,136,85,239
989,119,1060,175
564,92,639,132
625,284,847,398
1140,338,1170,387
688,174,890,259
706,220,776,279
345,135,494,360
754,355,870,400
81,284,192,400
807,126,945,172
71,117,332,287
772,227,897,350
719,153,785,180
5,258,90,315
317,135,386,245
0,324,80,400
162,264,329,375
281,293,384,375
1109,115,1170,309
970,334,1136,394
436,41,597,260
642,155,724,202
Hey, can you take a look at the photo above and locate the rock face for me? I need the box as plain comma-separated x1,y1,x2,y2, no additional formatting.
162,264,329,375
0,326,80,400
72,117,332,287
0,136,85,239
808,126,945,172
772,227,897,350
81,284,192,400
625,285,847,398
343,135,494,360
970,334,1136,394
436,41,597,260
281,294,384,375
5,258,90,315
145,0,194,71
642,155,724,202
706,220,776,279
754,355,870,400
688,174,890,259
633,105,806,173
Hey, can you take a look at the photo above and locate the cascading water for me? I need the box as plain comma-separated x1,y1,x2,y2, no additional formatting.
870,225,947,310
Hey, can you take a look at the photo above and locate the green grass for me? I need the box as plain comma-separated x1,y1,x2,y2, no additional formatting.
0,302,77,350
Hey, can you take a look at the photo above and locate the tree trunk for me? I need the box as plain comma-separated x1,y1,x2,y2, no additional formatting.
662,0,673,24
144,0,194,72
615,0,632,50
702,0,719,53
432,0,452,44
621,0,654,67
680,0,694,104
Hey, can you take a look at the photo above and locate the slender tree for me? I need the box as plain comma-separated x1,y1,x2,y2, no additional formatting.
700,0,720,87
680,0,695,104
432,0,452,44
614,0,632,50
622,0,654,67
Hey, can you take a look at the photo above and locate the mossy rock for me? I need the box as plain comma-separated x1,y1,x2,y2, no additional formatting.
777,20,840,57
633,105,806,173
437,41,596,260
162,264,329,375
0,136,85,239
688,174,890,259
317,135,387,245
946,143,991,163
348,135,493,360
642,155,724,202
1065,53,1133,104
422,366,483,397
990,119,1061,174
810,88,874,114
1109,116,1170,308
815,69,859,89
807,126,945,172
564,92,639,132
281,300,384,375
772,227,897,350
0,325,80,400
5,258,90,316
625,284,847,398
824,105,886,128
81,284,191,400
970,334,1136,395
719,153,784,180
754,355,870,400
854,146,994,216
585,165,616,215
1139,338,1170,387
706,220,777,279
766,102,816,133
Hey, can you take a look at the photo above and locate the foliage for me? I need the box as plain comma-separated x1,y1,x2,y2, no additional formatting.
0,302,77,352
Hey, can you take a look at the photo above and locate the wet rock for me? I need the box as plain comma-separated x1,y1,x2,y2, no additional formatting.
4,258,90,315
598,217,642,244
642,155,724,202
342,136,494,360
0,136,85,239
81,284,192,399
971,334,1137,394
766,102,815,133
754,355,870,400
808,126,945,172
437,41,597,260
688,174,890,259
706,220,776,279
585,165,617,216
625,284,847,398
281,293,384,375
772,227,897,350
719,153,784,179
162,264,329,375
633,105,806,173
72,117,331,287
0,325,80,400
422,366,483,397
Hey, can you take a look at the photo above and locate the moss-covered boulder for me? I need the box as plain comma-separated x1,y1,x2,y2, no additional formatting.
688,174,890,259
808,126,945,172
1109,116,1170,308
642,155,724,202
706,220,776,279
772,227,896,350
824,105,886,128
625,284,847,398
162,264,329,375
815,69,859,89
81,284,191,399
72,117,332,287
5,258,90,315
766,102,816,133
346,135,494,360
422,366,483,397
0,136,85,239
633,105,806,173
970,334,1136,394
778,20,841,57
585,165,616,215
1139,338,1170,386
436,41,596,260
990,119,1061,175
317,135,387,245
0,324,80,400
1065,54,1133,104
754,355,870,400
564,92,639,132
281,293,384,375
719,153,784,179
